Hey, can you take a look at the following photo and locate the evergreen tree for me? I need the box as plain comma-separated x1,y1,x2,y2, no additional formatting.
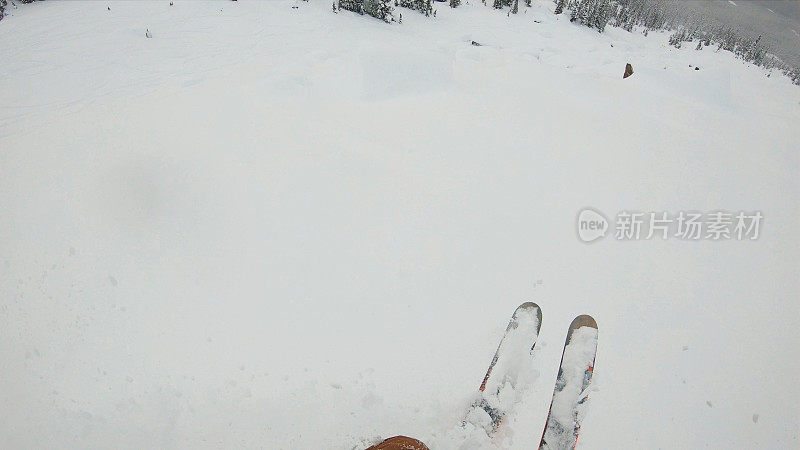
571,0,594,26
339,0,364,14
745,34,765,65
492,0,514,10
788,67,800,85
668,30,682,48
593,0,609,32
449,0,460,8
565,0,608,31
364,0,393,21
569,0,580,23
398,0,432,16
554,0,565,15
3,0,42,21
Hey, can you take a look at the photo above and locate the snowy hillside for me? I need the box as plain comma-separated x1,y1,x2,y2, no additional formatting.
1,0,798,448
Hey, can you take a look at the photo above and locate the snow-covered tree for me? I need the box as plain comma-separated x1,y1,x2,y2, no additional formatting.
339,0,365,14
397,0,433,16
569,0,585,23
2,0,41,22
668,29,686,48
744,35,766,66
554,0,566,15
493,0,514,10
593,0,609,31
364,0,393,22
565,0,609,32
788,67,800,85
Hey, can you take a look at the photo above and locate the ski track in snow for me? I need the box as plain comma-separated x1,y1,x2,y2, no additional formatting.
0,0,799,449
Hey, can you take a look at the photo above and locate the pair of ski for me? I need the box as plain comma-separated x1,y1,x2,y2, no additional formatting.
463,303,598,450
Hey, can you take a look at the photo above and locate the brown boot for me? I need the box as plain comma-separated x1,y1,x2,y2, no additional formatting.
366,435,429,450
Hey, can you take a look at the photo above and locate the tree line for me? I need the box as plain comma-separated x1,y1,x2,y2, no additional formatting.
1,0,795,85
333,0,799,85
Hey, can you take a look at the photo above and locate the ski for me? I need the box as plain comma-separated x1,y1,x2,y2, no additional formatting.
538,315,598,450
464,302,542,434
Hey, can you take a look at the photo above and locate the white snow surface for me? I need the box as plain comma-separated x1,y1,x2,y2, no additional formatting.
1,0,799,449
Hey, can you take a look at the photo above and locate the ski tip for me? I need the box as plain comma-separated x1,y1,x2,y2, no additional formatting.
515,302,542,321
516,302,540,312
565,314,598,346
569,314,597,330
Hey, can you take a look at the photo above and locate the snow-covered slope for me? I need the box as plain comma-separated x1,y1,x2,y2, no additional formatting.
1,1,798,448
